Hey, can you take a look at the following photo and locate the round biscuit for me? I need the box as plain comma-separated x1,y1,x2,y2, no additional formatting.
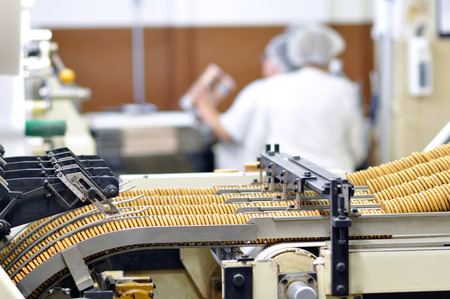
384,187,396,200
427,160,441,174
385,200,395,213
366,167,377,181
405,156,418,168
395,198,407,213
390,200,401,213
367,179,380,194
427,150,441,160
400,197,412,213
429,189,445,211
397,170,411,183
404,195,418,212
384,163,397,175
411,152,425,164
430,173,444,186
373,193,383,203
413,193,429,212
435,187,449,211
390,185,405,198
380,201,389,212
391,160,404,172
439,185,450,207
411,180,425,193
380,175,395,189
431,146,446,157
440,172,450,187
404,196,418,212
421,176,435,190
440,170,450,183
374,176,388,192
402,182,416,196
400,159,412,171
423,191,440,212
413,164,427,177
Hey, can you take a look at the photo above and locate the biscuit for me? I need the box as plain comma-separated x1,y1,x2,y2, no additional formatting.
381,201,391,213
429,189,445,211
423,191,440,212
413,193,428,212
435,187,449,211
392,199,403,213
395,198,408,213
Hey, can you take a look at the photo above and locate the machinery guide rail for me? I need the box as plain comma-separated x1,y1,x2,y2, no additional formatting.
0,147,120,239
259,144,353,296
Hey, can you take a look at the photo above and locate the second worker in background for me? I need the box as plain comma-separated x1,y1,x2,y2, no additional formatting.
194,23,367,173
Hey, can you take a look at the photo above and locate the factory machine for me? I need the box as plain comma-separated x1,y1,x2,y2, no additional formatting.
1,143,450,299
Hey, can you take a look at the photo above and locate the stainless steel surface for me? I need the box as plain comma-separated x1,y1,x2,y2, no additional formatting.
61,246,94,291
16,224,256,297
287,281,317,299
278,273,318,299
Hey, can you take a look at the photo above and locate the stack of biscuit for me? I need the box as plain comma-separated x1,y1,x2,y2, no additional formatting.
347,143,450,213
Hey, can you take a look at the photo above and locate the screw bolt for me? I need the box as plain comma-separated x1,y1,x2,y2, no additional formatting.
105,185,119,197
336,285,346,295
232,274,245,287
307,277,314,284
87,188,97,197
336,262,346,272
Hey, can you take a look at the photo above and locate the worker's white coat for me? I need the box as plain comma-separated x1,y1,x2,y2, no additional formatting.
216,67,366,173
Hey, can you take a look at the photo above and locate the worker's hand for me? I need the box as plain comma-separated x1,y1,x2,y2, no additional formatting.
193,90,216,119
193,90,233,142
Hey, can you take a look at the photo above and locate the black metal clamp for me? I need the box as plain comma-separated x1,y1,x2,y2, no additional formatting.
0,147,119,239
259,144,353,296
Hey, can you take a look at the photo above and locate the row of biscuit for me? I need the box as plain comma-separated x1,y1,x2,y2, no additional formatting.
367,156,450,194
347,143,450,186
380,184,450,213
374,170,450,202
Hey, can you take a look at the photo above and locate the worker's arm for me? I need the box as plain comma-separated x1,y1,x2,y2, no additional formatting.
194,91,233,141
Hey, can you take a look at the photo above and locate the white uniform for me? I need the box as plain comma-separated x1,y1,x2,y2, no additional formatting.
217,67,366,173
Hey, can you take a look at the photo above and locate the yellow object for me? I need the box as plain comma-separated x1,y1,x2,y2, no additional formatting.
120,289,153,298
213,169,238,173
243,162,259,172
58,68,75,84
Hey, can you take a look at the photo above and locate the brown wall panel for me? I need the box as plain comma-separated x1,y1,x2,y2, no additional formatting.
51,29,133,112
143,28,172,110
51,25,373,114
194,27,284,111
332,24,374,111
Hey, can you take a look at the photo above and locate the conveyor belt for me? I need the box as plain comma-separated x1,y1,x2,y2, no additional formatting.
3,140,450,299
0,182,383,298
347,143,450,186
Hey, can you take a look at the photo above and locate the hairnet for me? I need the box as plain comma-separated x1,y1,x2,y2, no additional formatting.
286,23,345,67
264,33,298,73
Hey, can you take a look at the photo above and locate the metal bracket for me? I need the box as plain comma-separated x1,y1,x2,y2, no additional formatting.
61,246,94,292
56,171,119,215
223,266,253,299
259,145,353,296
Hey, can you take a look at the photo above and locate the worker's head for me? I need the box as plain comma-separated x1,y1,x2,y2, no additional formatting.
261,33,298,78
287,23,345,68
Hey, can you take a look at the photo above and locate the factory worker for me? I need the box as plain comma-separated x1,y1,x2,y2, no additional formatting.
196,23,366,172
194,32,299,170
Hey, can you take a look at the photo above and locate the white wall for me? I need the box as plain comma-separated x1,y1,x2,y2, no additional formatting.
30,0,373,29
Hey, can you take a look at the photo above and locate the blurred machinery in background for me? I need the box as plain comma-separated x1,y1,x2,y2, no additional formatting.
23,29,95,155
0,1,95,157
87,111,214,176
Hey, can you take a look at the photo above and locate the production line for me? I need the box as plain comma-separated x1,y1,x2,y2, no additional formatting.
1,144,450,298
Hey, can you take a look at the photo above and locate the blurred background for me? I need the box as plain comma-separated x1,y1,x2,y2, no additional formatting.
1,0,449,175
